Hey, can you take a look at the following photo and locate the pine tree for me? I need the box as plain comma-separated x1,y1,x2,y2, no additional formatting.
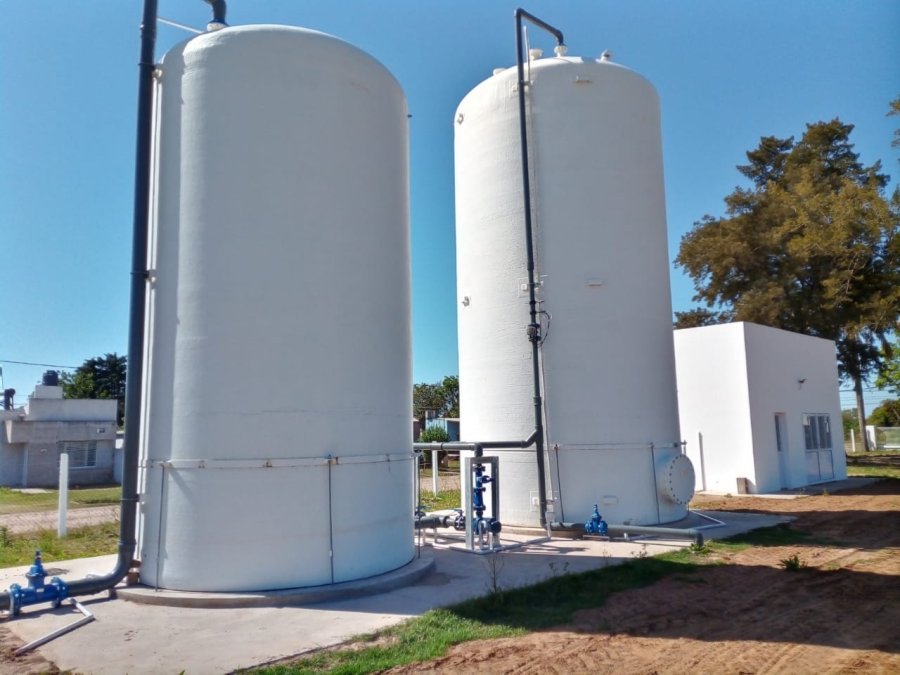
676,119,900,449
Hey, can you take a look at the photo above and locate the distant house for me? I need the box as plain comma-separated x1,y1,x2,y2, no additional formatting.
674,322,847,494
0,382,118,488
424,417,460,442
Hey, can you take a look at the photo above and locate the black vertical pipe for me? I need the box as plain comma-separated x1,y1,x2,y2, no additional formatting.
514,8,564,527
0,1,160,610
31,0,158,600
67,0,159,598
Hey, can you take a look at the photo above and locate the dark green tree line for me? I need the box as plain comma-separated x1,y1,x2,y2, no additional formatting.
413,375,459,422
60,353,127,426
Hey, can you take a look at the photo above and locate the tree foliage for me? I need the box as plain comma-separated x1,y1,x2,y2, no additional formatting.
875,341,900,396
867,400,900,427
673,308,728,329
413,375,459,420
841,408,859,434
60,353,127,426
890,96,900,150
676,119,900,446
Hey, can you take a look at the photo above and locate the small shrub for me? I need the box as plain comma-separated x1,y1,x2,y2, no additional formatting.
418,426,451,443
548,561,570,577
483,552,506,595
780,553,807,571
689,541,710,555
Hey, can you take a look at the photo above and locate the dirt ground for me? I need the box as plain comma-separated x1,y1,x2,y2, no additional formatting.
391,478,900,674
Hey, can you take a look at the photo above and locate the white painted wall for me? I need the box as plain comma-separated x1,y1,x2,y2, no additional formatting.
25,397,116,423
675,322,846,494
743,323,846,491
0,389,117,487
674,323,754,493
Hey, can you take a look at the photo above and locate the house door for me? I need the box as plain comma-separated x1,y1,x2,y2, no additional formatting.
774,413,789,489
803,414,835,483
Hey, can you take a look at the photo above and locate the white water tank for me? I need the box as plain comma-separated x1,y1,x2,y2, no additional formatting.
455,54,692,528
138,25,413,592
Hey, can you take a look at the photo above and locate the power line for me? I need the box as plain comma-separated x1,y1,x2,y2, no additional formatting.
0,359,80,369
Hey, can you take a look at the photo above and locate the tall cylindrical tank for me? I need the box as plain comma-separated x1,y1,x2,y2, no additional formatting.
137,25,413,592
455,53,693,528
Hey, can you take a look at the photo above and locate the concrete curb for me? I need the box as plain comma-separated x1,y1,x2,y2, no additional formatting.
116,552,435,608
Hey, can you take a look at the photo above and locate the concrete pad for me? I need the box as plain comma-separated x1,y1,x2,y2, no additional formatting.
697,476,877,499
0,510,790,674
117,554,435,608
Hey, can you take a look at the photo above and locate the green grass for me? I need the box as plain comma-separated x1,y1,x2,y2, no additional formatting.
418,489,461,512
253,549,711,674
0,486,121,514
845,450,900,479
258,610,523,675
0,521,119,568
255,522,835,674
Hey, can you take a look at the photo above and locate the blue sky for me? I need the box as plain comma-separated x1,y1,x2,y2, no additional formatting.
1,1,898,411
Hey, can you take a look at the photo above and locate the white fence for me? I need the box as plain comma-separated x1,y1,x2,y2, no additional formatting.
865,426,900,450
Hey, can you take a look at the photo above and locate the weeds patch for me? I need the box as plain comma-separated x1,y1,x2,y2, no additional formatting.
0,521,119,567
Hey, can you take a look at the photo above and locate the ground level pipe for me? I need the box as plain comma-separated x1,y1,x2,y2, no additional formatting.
549,522,704,547
608,525,704,547
14,599,95,656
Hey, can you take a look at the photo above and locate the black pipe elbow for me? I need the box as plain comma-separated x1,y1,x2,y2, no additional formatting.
203,0,227,26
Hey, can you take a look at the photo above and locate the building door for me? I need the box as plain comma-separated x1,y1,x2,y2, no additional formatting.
803,414,835,483
774,413,789,489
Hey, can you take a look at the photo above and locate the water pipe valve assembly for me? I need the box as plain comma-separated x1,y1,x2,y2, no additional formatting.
584,504,608,537
471,458,502,537
8,551,69,617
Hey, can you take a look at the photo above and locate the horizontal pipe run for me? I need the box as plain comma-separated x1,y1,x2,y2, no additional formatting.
414,514,454,530
413,431,538,454
607,524,704,547
550,522,704,547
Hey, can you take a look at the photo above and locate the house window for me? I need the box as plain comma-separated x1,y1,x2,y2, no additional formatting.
802,415,832,450
57,441,97,469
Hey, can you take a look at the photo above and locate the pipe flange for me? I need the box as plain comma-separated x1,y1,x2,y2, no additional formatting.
662,454,695,505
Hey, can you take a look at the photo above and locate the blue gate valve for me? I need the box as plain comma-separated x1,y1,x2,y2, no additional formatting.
472,461,501,535
585,505,608,536
8,550,69,617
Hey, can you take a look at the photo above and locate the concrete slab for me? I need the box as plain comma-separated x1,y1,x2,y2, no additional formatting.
0,510,789,674
117,554,436,608
696,476,876,499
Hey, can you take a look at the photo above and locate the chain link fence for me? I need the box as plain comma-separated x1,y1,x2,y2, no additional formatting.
0,484,120,536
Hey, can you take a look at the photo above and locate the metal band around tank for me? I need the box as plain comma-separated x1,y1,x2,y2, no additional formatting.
142,452,413,470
